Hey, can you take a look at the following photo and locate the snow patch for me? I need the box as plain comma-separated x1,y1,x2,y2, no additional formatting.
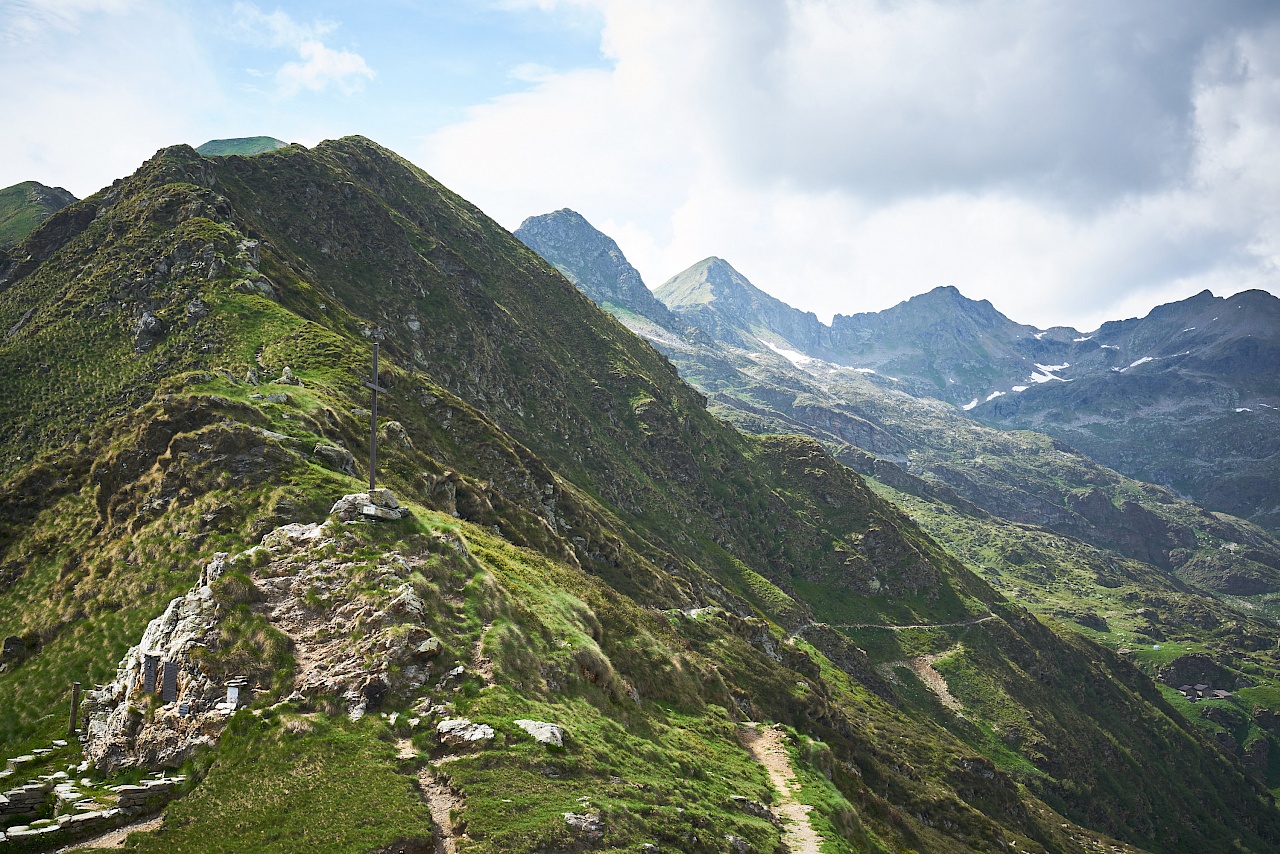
1026,362,1070,384
1182,327,1195,332
985,391,1005,401
1236,408,1253,413
762,341,815,367
1100,344,1119,350
854,368,876,374
1073,336,1093,342
1033,331,1047,340
1116,356,1157,373
1012,385,1029,392
962,398,980,411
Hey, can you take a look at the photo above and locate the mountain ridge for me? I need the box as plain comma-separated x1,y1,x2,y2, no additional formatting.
522,205,1280,815
640,243,1280,533
3,141,1279,850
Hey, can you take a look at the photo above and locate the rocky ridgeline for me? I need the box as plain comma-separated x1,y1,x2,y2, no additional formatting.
83,490,441,772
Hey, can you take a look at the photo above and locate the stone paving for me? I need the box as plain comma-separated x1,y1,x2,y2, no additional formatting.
0,739,183,847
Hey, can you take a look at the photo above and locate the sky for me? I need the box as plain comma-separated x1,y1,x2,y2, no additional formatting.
4,1,1280,332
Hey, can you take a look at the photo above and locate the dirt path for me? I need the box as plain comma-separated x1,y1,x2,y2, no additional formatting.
418,769,464,854
827,614,996,631
739,724,823,854
56,815,164,851
471,621,495,685
879,652,965,714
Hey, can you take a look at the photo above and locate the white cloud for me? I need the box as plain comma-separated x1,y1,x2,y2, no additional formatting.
229,1,335,48
231,3,374,98
423,0,1280,330
276,39,375,96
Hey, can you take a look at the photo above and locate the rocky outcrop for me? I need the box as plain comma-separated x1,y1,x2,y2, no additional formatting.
84,553,235,772
84,495,445,772
314,443,356,475
562,811,604,844
329,488,412,521
1157,653,1237,690
436,718,494,747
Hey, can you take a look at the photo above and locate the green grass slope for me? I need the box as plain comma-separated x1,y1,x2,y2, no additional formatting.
0,138,1278,851
0,181,76,249
194,137,288,157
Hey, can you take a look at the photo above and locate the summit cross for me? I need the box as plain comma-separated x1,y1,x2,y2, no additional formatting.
363,342,391,491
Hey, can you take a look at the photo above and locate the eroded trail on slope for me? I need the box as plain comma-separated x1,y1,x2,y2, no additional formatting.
878,649,965,715
418,768,465,854
739,724,823,854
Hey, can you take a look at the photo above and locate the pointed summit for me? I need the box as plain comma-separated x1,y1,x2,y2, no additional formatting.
845,284,1010,328
515,209,689,335
656,257,829,353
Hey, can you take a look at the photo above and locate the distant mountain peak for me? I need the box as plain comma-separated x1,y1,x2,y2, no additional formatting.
195,136,288,157
0,180,78,250
515,208,686,333
655,257,831,354
657,256,779,309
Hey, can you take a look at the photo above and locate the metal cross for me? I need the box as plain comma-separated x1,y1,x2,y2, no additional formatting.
363,343,391,491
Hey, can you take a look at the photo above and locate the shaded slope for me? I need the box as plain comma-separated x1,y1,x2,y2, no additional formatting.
980,289,1280,532
0,143,1277,851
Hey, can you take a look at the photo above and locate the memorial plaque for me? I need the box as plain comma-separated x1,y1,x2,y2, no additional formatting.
142,654,159,694
161,661,179,704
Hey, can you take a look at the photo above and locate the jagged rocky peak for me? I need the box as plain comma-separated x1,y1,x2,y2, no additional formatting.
515,209,654,311
659,257,770,311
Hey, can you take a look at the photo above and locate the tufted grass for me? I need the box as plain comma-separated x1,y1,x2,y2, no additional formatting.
116,710,432,853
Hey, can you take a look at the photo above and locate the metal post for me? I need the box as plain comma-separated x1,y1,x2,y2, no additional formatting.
68,681,81,738
363,342,391,493
369,343,379,492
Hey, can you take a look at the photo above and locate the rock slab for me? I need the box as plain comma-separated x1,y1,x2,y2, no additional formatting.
436,718,494,746
514,719,565,747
